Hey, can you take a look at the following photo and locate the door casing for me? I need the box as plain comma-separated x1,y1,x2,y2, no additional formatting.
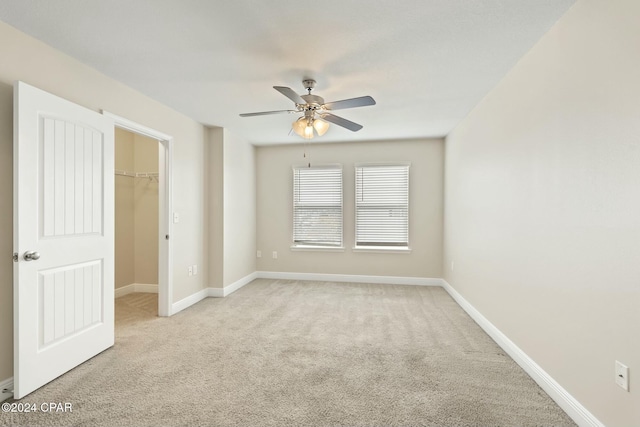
103,111,174,317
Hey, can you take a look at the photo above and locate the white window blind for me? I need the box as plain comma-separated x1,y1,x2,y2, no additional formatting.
293,165,343,247
355,164,409,247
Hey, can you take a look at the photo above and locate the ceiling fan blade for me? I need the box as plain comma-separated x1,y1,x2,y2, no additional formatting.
321,113,363,132
273,86,305,104
323,96,376,111
239,110,297,117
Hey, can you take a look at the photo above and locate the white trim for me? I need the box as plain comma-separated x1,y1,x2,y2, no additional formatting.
102,111,172,141
222,272,257,296
256,271,441,286
114,284,134,298
133,283,159,294
169,273,259,313
170,288,209,315
115,283,159,298
352,246,412,253
209,272,259,298
1,377,14,402
207,287,224,298
290,245,345,252
103,111,174,318
354,161,412,167
440,279,604,427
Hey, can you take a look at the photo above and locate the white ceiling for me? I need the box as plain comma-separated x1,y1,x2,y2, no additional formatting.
0,0,575,145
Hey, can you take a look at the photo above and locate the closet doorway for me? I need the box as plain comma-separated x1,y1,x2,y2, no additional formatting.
105,112,174,317
114,128,159,316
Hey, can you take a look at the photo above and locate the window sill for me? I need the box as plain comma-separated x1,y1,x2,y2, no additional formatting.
291,245,345,252
352,246,412,254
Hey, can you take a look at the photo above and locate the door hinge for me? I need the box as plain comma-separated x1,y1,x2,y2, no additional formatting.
13,252,18,262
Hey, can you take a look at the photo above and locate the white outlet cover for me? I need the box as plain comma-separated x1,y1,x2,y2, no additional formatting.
173,212,180,223
272,251,278,259
615,361,629,391
193,265,198,275
257,250,262,258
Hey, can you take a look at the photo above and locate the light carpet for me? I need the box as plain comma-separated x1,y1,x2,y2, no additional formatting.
1,279,575,426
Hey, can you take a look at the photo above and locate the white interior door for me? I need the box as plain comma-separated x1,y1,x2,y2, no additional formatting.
13,81,115,399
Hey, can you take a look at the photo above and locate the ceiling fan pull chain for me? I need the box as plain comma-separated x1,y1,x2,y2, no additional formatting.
303,141,311,167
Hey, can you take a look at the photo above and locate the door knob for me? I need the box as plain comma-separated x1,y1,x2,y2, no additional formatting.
23,251,40,261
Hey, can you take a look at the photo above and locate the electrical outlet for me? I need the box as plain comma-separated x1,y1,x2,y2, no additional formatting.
272,251,278,259
188,266,193,276
450,261,454,271
615,361,629,391
173,212,180,223
1,381,13,402
257,250,262,258
193,265,198,275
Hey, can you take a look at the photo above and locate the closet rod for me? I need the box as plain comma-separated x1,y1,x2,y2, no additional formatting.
115,169,159,179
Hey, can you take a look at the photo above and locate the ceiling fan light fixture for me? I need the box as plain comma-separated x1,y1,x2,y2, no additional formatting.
292,117,311,138
303,123,314,139
313,118,330,136
292,117,330,139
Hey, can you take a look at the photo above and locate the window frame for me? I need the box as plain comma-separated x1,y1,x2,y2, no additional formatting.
291,163,344,250
354,162,411,252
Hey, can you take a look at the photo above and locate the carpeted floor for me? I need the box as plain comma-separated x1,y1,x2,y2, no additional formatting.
1,279,576,426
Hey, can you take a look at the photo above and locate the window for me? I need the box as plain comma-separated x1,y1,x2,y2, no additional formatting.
355,163,409,248
292,165,343,248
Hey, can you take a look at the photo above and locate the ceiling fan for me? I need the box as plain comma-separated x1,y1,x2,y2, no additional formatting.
239,79,376,139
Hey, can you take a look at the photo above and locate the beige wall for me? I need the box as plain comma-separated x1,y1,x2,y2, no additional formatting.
115,128,135,289
207,128,224,288
0,21,208,381
133,133,159,285
207,128,256,288
443,0,640,425
115,129,159,288
256,139,443,277
222,129,257,286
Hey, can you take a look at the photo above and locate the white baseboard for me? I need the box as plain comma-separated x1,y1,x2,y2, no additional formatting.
1,377,13,402
440,279,604,427
170,272,258,313
170,288,208,315
209,272,259,298
115,283,158,298
207,287,224,298
256,271,441,287
223,272,258,296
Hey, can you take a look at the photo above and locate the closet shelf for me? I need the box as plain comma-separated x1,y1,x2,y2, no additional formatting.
115,169,159,180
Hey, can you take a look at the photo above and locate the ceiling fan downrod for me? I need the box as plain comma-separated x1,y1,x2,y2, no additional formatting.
302,79,316,94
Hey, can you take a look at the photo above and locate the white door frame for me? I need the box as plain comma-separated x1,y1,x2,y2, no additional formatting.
102,111,174,317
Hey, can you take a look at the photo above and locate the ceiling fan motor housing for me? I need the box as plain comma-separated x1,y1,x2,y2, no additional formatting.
301,94,324,110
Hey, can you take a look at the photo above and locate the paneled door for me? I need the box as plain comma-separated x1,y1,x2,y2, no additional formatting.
13,82,115,398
